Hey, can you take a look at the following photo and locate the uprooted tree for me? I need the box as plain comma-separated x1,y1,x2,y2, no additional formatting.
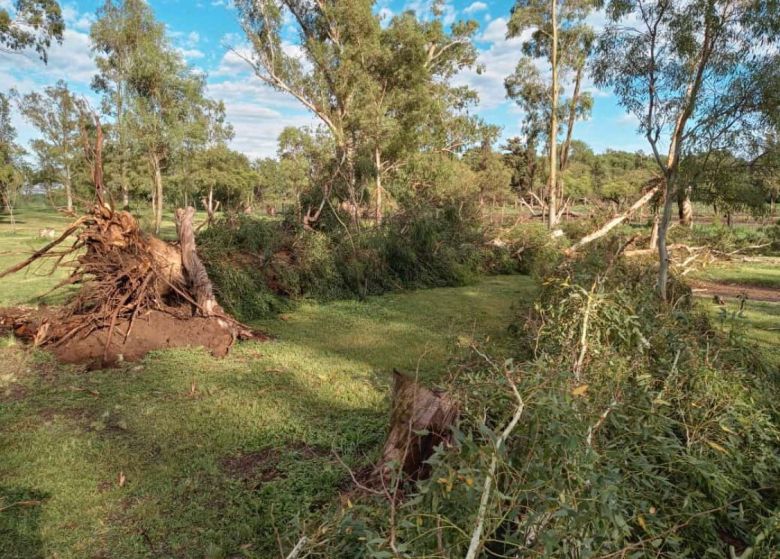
0,112,260,366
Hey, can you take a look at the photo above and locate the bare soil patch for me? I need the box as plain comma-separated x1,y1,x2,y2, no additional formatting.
222,443,330,485
0,305,245,367
689,280,780,303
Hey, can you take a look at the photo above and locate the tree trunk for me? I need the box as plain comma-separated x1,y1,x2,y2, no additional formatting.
175,206,222,317
375,370,458,481
678,187,692,227
374,147,383,225
64,165,73,213
649,208,660,250
656,173,677,301
567,183,660,254
150,153,163,235
547,0,559,230
2,192,15,234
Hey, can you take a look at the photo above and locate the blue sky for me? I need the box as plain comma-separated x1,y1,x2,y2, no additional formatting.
1,0,648,159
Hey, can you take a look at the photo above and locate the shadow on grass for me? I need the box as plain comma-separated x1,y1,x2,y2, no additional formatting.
0,486,48,559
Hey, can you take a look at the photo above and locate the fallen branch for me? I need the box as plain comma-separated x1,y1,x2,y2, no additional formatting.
464,370,525,559
567,182,661,255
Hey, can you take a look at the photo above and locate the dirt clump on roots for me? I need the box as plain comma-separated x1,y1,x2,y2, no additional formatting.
0,114,263,366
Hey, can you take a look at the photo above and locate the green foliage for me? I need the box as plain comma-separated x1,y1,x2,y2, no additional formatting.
311,252,780,558
669,222,778,255
0,0,63,62
198,192,493,318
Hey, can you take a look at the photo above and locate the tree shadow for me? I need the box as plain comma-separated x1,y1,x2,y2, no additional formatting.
0,486,49,559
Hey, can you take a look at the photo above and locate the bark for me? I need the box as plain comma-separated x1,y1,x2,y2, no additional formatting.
559,64,583,172
374,147,383,225
64,165,73,213
175,206,222,317
656,173,677,300
150,153,163,235
2,191,15,233
678,187,693,226
376,370,458,481
548,0,559,230
567,183,661,254
649,208,660,250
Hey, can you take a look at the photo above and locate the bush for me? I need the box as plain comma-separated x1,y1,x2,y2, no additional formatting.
306,250,780,559
197,202,493,318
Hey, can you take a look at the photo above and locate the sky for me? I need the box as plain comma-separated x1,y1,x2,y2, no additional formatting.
1,0,649,160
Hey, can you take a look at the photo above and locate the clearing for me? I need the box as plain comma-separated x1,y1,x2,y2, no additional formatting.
1,213,533,558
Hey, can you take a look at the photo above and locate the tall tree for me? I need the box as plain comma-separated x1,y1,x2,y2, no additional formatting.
0,92,25,231
234,0,481,228
0,0,63,62
91,0,219,233
506,0,596,229
90,0,161,210
16,80,80,212
594,0,779,300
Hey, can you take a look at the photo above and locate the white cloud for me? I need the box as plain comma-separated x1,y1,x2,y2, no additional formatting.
178,48,205,60
464,2,488,15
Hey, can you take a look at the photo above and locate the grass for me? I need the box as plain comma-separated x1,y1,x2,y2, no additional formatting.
1,204,535,558
690,258,780,365
692,259,780,289
2,203,776,557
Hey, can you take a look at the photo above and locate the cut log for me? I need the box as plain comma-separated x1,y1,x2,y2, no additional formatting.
567,181,661,255
375,370,458,481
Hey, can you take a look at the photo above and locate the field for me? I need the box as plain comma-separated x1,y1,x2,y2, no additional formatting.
0,204,535,557
1,204,778,557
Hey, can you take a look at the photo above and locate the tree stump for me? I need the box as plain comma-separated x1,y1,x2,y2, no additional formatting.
375,370,458,481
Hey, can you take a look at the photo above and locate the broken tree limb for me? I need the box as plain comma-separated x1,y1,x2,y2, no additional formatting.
175,206,222,317
465,372,525,559
566,182,661,255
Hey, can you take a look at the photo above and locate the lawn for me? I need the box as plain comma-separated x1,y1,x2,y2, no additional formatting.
692,259,780,289
1,203,534,558
690,258,780,365
2,204,776,558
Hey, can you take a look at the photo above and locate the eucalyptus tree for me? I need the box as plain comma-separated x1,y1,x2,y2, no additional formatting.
594,0,780,300
90,0,221,233
0,92,25,230
506,0,597,229
90,0,163,209
16,81,81,212
234,0,482,228
0,0,63,62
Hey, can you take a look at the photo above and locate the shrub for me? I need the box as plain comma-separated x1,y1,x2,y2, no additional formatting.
306,250,780,559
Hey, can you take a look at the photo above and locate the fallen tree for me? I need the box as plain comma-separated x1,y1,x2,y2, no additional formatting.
566,178,662,255
0,114,262,366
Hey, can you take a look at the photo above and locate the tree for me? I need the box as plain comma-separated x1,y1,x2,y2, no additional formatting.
506,0,596,229
16,80,81,212
90,0,219,234
503,136,540,197
0,92,25,231
189,146,257,216
90,0,157,210
0,0,63,62
235,0,482,229
594,0,779,300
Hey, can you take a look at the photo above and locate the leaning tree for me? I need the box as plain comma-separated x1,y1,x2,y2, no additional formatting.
593,0,780,300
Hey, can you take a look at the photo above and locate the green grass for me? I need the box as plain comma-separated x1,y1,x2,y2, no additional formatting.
1,203,535,558
692,260,780,289
690,259,780,365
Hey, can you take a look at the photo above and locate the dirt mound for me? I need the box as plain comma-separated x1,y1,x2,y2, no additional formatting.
53,309,235,365
0,305,260,367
